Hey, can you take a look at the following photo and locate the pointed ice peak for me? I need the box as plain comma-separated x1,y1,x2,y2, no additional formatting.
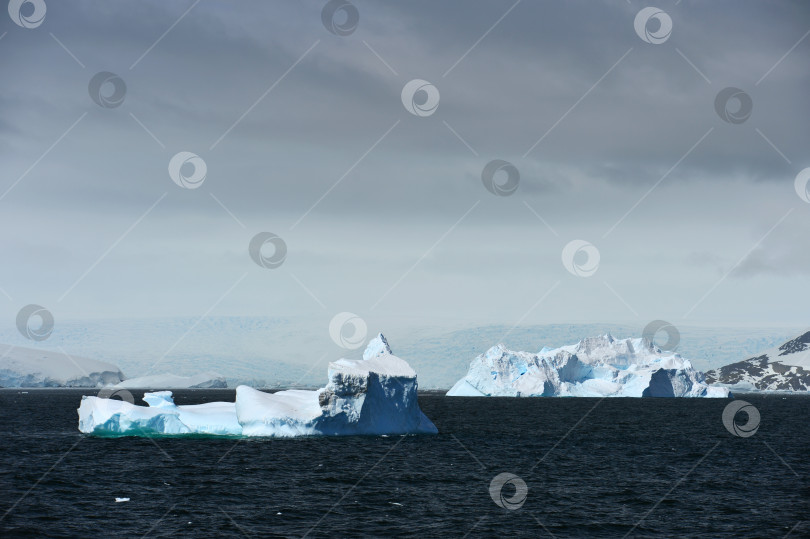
605,332,614,342
485,344,508,360
142,391,175,408
363,333,393,360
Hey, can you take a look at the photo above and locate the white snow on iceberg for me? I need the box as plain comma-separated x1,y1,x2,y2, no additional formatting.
77,390,241,436
0,343,124,388
78,334,437,437
447,334,729,398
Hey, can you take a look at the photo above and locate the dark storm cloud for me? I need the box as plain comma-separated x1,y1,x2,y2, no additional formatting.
0,0,808,325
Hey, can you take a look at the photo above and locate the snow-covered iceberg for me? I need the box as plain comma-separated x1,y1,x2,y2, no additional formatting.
0,343,124,387
77,390,241,436
114,372,227,389
77,334,437,437
447,334,728,398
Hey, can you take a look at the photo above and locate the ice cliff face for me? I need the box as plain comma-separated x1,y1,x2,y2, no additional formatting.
447,334,728,398
236,333,436,436
78,334,437,437
705,330,810,391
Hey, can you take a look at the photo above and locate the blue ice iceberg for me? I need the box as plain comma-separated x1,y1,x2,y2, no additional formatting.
77,334,437,437
447,334,729,398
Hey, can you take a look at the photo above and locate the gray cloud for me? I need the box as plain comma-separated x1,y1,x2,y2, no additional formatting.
0,0,808,331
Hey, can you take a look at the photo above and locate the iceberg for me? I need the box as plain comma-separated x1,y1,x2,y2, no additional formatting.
447,334,729,398
78,334,437,437
0,343,124,387
77,390,242,436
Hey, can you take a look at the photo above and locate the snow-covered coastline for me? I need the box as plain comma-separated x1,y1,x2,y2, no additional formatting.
705,329,810,392
77,334,438,437
0,344,124,388
114,372,227,389
447,334,729,398
0,343,227,389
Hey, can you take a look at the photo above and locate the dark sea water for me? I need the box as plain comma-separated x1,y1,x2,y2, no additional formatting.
0,390,807,538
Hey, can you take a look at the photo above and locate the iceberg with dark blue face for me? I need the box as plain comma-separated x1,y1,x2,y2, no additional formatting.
77,334,437,437
447,334,728,398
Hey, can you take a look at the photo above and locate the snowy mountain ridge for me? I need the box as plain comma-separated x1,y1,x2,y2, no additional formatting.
705,329,810,391
0,343,124,387
0,343,226,389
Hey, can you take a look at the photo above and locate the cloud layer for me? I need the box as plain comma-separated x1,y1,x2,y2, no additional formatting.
1,0,809,336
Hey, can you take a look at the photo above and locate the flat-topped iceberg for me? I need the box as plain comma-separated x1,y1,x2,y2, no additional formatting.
77,390,241,435
447,334,729,398
77,334,437,437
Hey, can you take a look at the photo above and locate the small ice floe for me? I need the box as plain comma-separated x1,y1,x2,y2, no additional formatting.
276,512,282,515
114,497,130,503
389,502,403,506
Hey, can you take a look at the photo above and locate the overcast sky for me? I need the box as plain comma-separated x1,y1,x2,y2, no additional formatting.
1,0,809,341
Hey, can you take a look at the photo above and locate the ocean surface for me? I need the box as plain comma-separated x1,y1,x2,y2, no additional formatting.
1,390,807,538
